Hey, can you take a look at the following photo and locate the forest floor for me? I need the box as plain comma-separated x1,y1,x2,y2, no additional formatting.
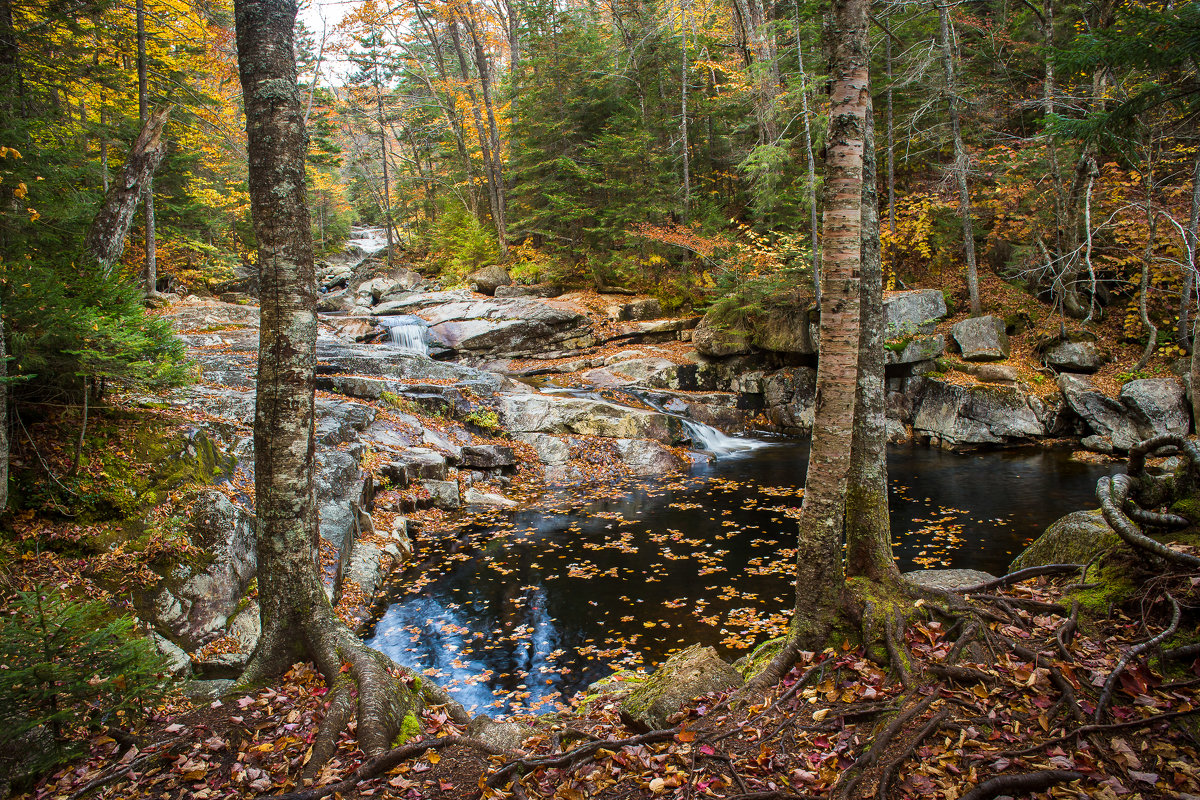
23,568,1200,800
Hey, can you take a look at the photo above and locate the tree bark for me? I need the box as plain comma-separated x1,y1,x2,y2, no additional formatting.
795,0,820,300
137,0,157,296
84,106,171,276
680,0,690,221
936,3,980,315
845,94,899,588
788,0,869,651
1178,152,1199,351
234,0,451,772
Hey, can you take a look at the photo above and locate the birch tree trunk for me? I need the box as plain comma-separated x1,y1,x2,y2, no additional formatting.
794,2,820,300
937,3,980,315
752,0,871,689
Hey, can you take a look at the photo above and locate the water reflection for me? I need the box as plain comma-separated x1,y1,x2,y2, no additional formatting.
367,442,1112,715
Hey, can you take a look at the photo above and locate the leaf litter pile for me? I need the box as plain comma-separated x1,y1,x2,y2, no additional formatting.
26,567,1200,800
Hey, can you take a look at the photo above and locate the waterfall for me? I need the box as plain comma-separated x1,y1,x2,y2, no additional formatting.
631,390,767,458
346,226,389,255
376,315,428,356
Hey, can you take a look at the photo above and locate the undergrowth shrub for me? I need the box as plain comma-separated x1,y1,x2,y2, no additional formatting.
0,589,171,775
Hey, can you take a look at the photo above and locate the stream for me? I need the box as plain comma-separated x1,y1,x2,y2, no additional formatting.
367,434,1113,717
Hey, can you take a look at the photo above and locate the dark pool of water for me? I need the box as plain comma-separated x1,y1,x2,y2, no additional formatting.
367,441,1113,716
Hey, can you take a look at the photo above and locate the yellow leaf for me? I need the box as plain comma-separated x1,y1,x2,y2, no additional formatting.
427,751,441,764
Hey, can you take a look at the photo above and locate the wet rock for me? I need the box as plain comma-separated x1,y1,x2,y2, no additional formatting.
950,316,1010,362
1120,378,1189,439
499,394,683,442
619,644,744,732
463,487,518,508
912,379,1044,448
1043,340,1107,373
324,316,380,342
762,367,818,433
886,334,945,365
613,439,688,475
1010,508,1117,571
422,479,461,509
904,568,997,590
884,289,947,337
467,265,512,295
1058,374,1141,451
459,444,516,469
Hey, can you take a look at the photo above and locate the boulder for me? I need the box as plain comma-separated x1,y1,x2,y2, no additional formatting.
1120,378,1189,439
912,379,1044,448
751,306,816,355
468,265,512,295
1010,509,1117,572
499,394,683,442
1058,374,1141,451
494,283,562,298
950,316,1010,361
422,479,461,509
1043,340,1106,373
325,316,379,343
458,444,516,469
692,317,753,357
419,296,595,357
140,491,257,651
380,448,449,484
618,298,663,321
886,334,945,365
463,487,519,508
762,367,818,433
613,439,689,475
884,289,947,338
904,568,997,590
467,718,535,751
619,644,744,731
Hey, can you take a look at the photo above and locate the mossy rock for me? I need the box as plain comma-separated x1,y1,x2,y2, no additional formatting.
733,636,785,681
1010,509,1119,573
618,644,743,732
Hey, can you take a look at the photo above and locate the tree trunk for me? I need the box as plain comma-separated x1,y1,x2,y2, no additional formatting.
234,0,455,773
464,6,508,253
845,95,899,588
137,0,157,296
936,4,980,315
1178,152,1199,351
0,296,7,512
84,106,171,276
788,0,870,652
1135,147,1158,372
794,1,819,300
884,23,895,238
680,0,690,221
374,59,395,258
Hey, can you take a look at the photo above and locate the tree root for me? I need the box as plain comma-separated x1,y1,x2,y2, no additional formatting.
958,769,1083,800
833,689,940,800
269,734,507,800
1099,475,1200,568
956,564,1084,594
485,726,680,790
1095,592,1182,722
979,708,1200,761
875,708,950,800
1055,599,1079,660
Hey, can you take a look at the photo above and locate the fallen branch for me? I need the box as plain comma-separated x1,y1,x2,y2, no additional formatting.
958,769,1084,800
1164,642,1200,661
270,735,507,800
486,727,680,789
1095,592,1182,721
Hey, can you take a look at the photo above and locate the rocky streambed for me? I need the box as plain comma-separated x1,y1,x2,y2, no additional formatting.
137,248,1193,698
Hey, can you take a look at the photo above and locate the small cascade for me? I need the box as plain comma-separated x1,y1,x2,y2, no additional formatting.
631,390,768,458
346,226,390,255
680,419,766,457
376,315,428,356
